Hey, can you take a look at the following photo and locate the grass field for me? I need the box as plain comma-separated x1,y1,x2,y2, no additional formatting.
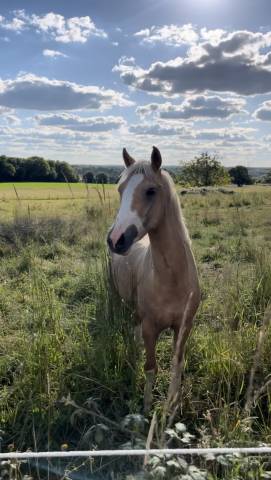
0,181,271,479
0,182,115,219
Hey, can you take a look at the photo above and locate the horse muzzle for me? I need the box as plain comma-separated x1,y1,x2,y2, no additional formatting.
107,224,138,255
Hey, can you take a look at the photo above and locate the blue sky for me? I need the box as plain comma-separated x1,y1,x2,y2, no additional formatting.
0,0,271,166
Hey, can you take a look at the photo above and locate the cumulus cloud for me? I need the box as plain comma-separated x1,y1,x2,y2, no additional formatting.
136,95,246,120
0,106,20,125
0,14,25,31
112,56,136,70
200,28,226,44
134,24,229,47
129,123,186,136
4,114,21,125
134,23,199,46
0,106,12,115
117,29,271,96
0,125,91,146
254,100,271,121
43,49,67,58
35,113,126,132
136,103,160,117
0,10,107,43
195,128,252,142
0,73,133,111
129,122,255,144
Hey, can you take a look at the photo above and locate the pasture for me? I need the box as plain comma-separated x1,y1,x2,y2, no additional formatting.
0,181,271,479
0,182,114,219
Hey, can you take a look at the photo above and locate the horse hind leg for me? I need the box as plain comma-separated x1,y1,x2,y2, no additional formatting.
142,321,158,414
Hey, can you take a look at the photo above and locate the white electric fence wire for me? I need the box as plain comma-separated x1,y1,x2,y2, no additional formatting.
1,447,271,460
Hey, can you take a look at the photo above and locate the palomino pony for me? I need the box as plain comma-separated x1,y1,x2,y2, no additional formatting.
107,146,200,412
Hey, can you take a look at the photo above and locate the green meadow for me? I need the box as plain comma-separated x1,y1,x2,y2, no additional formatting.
0,181,271,479
0,182,115,219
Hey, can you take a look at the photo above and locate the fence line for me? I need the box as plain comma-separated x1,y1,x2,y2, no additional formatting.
1,447,271,460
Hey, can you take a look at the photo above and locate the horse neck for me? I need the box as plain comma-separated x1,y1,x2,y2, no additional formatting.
148,186,192,283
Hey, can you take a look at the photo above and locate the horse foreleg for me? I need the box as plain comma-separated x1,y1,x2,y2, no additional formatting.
142,322,158,414
168,317,193,404
170,292,196,397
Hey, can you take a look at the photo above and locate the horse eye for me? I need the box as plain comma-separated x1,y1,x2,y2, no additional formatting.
146,188,156,197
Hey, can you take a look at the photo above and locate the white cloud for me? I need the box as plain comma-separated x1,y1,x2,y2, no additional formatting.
254,100,271,121
194,127,254,142
0,10,107,43
0,14,25,31
4,114,21,125
134,23,199,46
35,113,126,132
136,103,160,117
136,95,246,120
129,122,255,143
114,56,136,67
117,29,271,96
0,125,91,145
134,28,150,38
0,106,20,125
43,49,67,58
0,73,133,111
129,123,186,136
200,28,227,44
0,106,12,115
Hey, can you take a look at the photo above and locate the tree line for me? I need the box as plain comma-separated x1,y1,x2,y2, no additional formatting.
79,155,271,186
0,153,270,185
0,155,79,182
0,155,112,184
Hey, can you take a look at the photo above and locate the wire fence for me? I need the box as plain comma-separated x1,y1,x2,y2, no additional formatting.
1,447,271,460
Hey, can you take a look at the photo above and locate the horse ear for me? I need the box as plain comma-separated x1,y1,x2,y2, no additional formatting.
123,148,135,168
151,146,162,171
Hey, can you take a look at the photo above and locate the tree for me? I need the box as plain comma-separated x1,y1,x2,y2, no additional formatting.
55,161,79,183
229,165,253,187
0,155,79,182
95,172,108,184
24,157,51,181
0,157,16,181
180,152,230,187
264,170,271,184
9,157,25,181
47,160,58,181
83,171,94,183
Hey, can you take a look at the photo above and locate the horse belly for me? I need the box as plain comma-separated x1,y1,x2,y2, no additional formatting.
137,284,197,331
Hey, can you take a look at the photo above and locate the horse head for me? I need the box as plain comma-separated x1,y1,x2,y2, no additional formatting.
107,146,165,255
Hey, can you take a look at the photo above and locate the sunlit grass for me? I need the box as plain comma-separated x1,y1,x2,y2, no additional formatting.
0,184,271,478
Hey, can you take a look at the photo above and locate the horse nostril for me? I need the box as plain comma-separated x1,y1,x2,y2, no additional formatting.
115,233,125,249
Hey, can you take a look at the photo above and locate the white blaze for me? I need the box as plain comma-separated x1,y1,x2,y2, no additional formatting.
110,173,144,247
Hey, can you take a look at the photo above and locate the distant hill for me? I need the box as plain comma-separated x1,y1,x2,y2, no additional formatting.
73,164,269,183
247,167,270,178
73,164,192,183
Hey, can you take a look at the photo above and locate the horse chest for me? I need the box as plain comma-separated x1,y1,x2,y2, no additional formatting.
138,283,185,326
